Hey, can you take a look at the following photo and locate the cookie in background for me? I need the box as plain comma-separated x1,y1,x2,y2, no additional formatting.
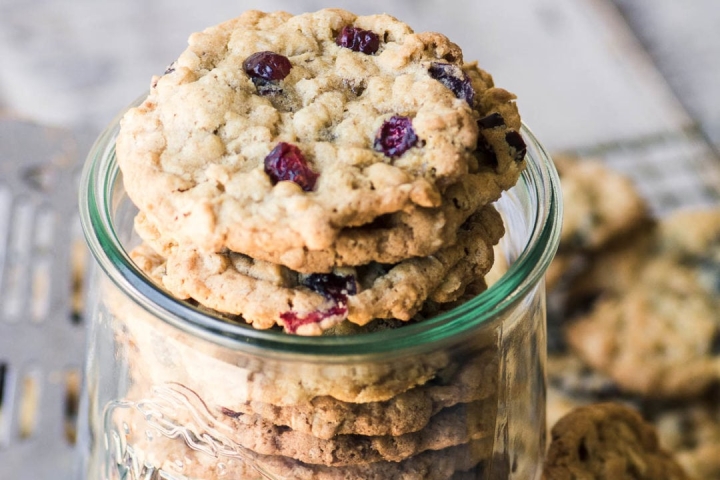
545,153,720,479
543,403,692,480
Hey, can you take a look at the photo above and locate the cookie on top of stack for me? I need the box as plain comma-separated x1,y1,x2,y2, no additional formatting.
117,8,525,336
112,8,529,480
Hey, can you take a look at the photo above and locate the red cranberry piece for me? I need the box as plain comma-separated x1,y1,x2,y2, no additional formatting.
505,131,527,162
335,26,380,54
264,142,319,192
374,116,419,158
243,51,292,82
280,305,347,334
303,273,357,302
428,63,475,105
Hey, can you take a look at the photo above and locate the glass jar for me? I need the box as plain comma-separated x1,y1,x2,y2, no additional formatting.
76,101,561,480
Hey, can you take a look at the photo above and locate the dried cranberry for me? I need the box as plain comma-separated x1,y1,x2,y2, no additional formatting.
243,51,292,82
335,26,380,54
280,305,348,334
478,113,505,129
303,273,357,302
374,116,419,158
428,63,475,105
264,142,319,191
505,131,527,162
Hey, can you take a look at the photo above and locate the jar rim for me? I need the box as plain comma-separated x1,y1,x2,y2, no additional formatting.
79,101,562,356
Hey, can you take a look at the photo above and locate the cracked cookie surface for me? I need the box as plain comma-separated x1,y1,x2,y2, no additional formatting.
117,8,523,264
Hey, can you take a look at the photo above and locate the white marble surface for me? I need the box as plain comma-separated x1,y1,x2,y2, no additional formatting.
0,0,702,152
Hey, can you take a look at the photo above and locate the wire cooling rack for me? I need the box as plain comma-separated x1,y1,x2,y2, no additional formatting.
0,118,88,479
0,115,719,480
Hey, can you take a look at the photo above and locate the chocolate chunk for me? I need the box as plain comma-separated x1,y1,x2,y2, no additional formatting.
505,130,527,162
478,113,505,129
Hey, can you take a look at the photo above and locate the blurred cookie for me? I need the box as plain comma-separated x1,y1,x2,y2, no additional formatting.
166,394,495,466
545,156,649,292
543,403,691,480
554,155,649,253
121,402,494,480
215,349,498,439
566,208,720,398
650,398,720,480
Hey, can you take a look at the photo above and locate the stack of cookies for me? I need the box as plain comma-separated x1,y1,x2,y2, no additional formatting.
111,9,529,479
118,8,526,336
545,156,720,479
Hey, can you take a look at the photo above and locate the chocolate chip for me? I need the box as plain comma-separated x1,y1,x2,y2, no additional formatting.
476,135,498,167
478,113,505,129
505,130,527,162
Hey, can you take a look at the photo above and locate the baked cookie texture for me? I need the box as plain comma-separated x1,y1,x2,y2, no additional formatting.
120,403,494,480
543,403,691,480
132,205,501,333
565,208,720,399
117,8,523,264
553,155,649,253
545,155,649,291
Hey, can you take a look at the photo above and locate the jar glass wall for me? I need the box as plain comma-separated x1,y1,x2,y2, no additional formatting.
77,104,561,480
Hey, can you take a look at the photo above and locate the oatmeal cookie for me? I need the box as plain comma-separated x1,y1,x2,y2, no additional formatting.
153,386,495,466
214,349,498,439
567,257,720,398
543,403,691,480
651,398,720,480
137,205,502,334
545,156,649,293
546,351,720,479
135,170,505,273
554,155,649,253
122,406,494,480
107,273,463,405
566,208,720,398
117,8,523,262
